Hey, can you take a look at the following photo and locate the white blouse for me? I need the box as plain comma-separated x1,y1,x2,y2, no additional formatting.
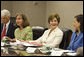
35,27,63,48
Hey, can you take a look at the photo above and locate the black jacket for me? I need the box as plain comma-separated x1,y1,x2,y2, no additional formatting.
1,22,17,39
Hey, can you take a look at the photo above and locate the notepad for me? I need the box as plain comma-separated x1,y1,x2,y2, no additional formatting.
26,47,36,53
1,42,5,46
66,53,77,56
51,50,64,56
50,49,75,56
21,42,36,46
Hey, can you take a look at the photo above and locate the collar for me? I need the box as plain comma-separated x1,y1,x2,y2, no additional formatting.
49,26,59,32
3,20,10,28
74,32,82,42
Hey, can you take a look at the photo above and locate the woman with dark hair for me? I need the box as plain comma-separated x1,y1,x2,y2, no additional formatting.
6,13,33,41
67,14,83,52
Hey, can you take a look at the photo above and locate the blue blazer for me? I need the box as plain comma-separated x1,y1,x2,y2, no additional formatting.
67,32,83,52
1,22,17,39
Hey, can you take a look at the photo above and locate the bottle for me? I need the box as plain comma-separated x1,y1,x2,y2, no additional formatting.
45,46,51,50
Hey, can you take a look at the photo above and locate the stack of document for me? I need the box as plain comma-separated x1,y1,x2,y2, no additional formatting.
21,42,37,46
16,40,41,47
1,42,5,46
50,48,76,56
66,53,77,56
51,50,64,56
26,47,37,53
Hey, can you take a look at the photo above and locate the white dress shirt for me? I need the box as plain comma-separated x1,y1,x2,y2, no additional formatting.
35,27,63,48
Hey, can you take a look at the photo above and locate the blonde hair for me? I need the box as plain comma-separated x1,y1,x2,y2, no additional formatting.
48,13,60,24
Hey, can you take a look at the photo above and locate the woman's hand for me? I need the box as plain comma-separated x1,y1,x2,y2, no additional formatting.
5,36,16,42
11,39,16,42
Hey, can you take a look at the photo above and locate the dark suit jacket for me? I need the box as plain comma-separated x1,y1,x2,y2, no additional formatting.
1,21,17,39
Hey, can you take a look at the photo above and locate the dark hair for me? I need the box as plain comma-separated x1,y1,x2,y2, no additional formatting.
48,13,60,24
74,14,83,32
15,13,30,28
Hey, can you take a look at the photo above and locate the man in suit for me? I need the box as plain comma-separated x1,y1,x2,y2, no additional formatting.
1,9,16,40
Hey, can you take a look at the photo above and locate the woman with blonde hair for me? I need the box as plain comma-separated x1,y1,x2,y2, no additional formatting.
29,13,63,48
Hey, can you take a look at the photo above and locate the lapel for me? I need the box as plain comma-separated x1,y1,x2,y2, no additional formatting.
74,32,82,42
1,23,3,33
6,22,11,35
46,27,58,41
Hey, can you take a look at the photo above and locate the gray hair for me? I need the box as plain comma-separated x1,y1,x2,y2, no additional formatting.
1,9,11,17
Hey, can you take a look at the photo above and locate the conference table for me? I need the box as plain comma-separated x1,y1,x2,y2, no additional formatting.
1,40,52,56
1,41,76,56
1,48,47,56
1,44,51,56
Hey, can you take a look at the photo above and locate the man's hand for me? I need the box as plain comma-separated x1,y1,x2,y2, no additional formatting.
5,36,11,41
11,39,16,42
5,36,16,42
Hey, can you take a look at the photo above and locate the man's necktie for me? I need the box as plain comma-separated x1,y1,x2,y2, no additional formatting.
1,24,6,40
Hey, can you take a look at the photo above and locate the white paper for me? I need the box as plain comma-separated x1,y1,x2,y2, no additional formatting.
16,40,37,46
50,48,75,56
26,47,36,53
9,39,21,46
66,53,77,56
1,42,5,46
21,42,34,46
51,50,64,56
53,48,63,51
16,39,22,44
60,50,75,53
10,42,17,46
1,47,5,50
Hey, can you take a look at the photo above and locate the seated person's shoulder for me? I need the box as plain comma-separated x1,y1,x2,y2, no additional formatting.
45,29,50,32
26,26,32,29
57,28,63,34
41,29,50,34
26,26,32,31
10,21,17,28
15,28,19,32
73,32,76,34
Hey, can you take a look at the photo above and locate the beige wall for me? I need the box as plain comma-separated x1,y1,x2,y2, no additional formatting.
12,1,46,27
1,1,46,27
1,1,83,31
1,1,13,15
46,1,83,31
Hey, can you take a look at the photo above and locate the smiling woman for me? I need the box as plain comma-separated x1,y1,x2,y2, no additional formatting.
15,13,30,28
29,13,63,48
14,13,33,41
48,13,60,34
6,13,33,42
67,14,83,52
